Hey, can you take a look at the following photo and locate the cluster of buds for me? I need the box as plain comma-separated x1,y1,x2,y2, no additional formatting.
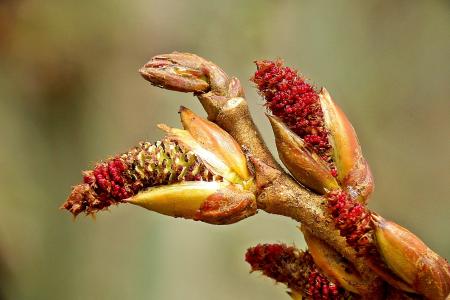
253,60,450,299
62,107,256,225
252,59,376,260
245,243,351,299
62,52,449,299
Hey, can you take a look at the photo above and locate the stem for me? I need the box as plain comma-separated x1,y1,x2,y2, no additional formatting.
201,88,385,298
139,52,450,299
140,52,385,298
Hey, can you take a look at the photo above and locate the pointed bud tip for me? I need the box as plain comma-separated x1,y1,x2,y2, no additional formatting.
265,113,280,125
319,88,373,201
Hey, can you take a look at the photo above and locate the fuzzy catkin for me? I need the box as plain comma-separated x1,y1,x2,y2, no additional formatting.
252,60,334,173
63,140,219,216
245,243,350,299
327,190,376,257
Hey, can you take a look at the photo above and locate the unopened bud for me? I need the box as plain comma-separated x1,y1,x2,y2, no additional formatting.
139,52,229,94
373,215,450,299
139,52,209,93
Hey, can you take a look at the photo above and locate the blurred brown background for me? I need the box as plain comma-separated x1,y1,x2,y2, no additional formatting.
0,0,449,299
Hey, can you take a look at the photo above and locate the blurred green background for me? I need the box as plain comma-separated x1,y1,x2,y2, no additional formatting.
1,0,449,299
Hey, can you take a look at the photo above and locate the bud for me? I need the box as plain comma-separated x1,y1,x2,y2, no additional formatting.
139,52,209,93
303,229,369,295
373,215,450,299
252,60,374,202
252,60,336,174
319,88,374,202
139,52,229,94
158,124,245,185
126,181,256,225
245,244,351,299
63,108,255,224
267,115,339,194
179,106,250,180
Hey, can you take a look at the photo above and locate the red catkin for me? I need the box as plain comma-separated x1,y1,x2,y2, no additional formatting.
253,60,377,258
245,243,350,299
326,190,376,257
63,140,216,217
308,271,340,300
252,60,335,173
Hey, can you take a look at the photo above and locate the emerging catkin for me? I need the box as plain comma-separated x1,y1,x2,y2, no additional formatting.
245,243,351,300
326,190,376,257
63,140,220,216
252,60,335,175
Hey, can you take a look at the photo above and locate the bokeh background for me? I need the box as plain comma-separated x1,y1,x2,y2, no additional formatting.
1,0,449,299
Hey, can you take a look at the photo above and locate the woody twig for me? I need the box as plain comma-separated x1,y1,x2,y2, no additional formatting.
62,52,449,300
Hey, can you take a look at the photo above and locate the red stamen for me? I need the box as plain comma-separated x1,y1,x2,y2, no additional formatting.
327,190,376,256
252,60,333,169
245,244,348,299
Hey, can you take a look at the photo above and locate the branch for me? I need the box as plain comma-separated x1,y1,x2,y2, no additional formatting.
62,52,449,299
139,52,384,296
139,52,450,299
